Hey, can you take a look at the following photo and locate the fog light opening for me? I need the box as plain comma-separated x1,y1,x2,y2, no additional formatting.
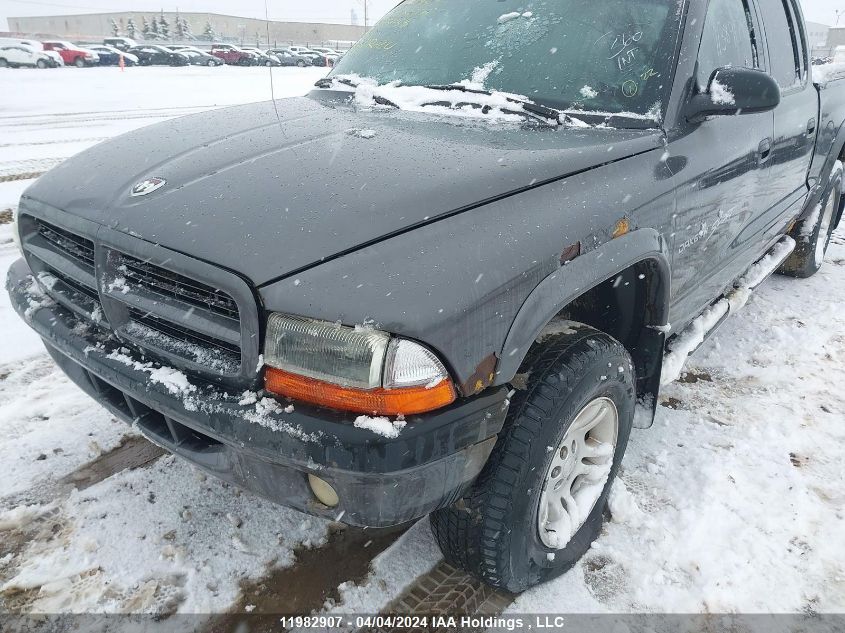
308,474,339,507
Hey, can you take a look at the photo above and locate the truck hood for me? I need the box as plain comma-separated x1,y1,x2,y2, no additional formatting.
22,95,662,286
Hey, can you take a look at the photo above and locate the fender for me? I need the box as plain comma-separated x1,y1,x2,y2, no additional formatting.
494,228,672,424
806,95,845,229
801,138,844,233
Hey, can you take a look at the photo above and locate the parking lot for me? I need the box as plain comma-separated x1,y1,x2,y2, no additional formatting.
1,65,844,622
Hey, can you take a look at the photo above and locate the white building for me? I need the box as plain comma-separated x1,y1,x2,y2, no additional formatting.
807,21,831,56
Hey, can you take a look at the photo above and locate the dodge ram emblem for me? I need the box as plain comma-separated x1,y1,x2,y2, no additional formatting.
130,177,166,197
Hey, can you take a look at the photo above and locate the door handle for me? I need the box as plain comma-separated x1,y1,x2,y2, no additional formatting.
758,138,772,163
807,118,817,135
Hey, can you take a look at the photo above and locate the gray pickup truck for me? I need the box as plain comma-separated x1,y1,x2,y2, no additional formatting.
7,0,845,592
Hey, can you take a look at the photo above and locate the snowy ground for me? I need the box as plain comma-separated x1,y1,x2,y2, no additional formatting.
0,66,843,620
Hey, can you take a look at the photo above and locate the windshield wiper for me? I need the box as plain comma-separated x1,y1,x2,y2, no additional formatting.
313,76,400,109
315,76,356,89
421,84,563,126
562,110,660,130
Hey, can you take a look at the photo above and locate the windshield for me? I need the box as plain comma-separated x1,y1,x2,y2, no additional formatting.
331,0,682,116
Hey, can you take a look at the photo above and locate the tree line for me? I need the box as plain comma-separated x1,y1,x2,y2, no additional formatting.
110,12,218,41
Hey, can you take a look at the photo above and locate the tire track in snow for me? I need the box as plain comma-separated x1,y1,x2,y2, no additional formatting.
363,561,515,632
0,104,219,122
0,107,218,132
0,137,110,149
213,524,407,627
0,356,162,509
0,158,66,182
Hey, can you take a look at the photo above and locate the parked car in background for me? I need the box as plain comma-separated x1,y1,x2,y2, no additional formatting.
42,41,99,67
12,39,64,67
42,50,64,67
210,44,256,66
240,46,281,66
0,43,55,68
310,47,342,60
103,37,137,52
179,49,224,67
266,48,311,67
85,45,138,66
127,45,189,66
299,50,335,67
287,45,315,55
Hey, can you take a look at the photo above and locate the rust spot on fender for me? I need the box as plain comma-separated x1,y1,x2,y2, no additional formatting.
460,353,498,396
559,241,581,265
612,217,631,239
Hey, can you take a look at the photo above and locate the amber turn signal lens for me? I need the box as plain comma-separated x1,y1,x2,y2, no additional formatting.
264,367,456,416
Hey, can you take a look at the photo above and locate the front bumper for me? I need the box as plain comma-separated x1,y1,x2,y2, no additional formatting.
7,258,507,527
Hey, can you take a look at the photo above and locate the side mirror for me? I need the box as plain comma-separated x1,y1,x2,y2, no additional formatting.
686,67,781,122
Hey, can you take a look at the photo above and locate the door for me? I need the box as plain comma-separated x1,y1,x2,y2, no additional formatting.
757,0,816,236
667,0,775,325
3,46,26,64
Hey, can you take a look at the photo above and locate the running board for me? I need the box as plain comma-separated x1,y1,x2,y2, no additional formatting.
660,236,796,385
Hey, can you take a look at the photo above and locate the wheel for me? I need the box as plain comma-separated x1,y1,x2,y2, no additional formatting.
430,324,635,592
207,59,215,66
0,58,8,68
36,59,47,69
74,57,85,68
780,163,843,278
265,60,273,67
297,60,306,67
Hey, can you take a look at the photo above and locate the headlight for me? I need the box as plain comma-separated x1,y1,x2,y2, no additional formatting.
263,313,456,416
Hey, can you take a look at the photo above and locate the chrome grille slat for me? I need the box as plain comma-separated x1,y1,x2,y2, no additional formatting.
128,308,241,356
116,254,239,320
36,220,95,270
35,270,102,322
26,243,96,290
104,284,241,345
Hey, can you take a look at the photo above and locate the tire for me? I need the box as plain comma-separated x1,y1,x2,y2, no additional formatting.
430,325,635,593
36,59,47,69
780,164,843,278
0,58,8,68
74,57,85,68
207,59,215,66
297,60,306,67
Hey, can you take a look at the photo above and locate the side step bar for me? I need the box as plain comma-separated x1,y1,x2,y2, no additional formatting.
660,236,796,385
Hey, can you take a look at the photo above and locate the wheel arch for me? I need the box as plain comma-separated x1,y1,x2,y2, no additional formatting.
495,228,671,425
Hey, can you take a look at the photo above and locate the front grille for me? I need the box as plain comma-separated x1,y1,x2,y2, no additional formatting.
116,253,239,321
22,216,253,382
36,219,95,273
126,308,240,373
48,267,99,303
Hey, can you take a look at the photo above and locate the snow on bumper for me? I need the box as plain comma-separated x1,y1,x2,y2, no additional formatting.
6,258,507,527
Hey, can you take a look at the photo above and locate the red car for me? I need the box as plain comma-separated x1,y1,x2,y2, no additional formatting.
209,44,256,66
42,41,98,67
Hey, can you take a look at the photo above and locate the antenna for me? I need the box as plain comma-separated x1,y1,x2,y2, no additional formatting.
265,0,284,131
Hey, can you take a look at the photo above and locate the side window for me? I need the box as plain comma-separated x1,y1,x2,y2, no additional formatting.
786,0,808,82
758,0,801,88
697,0,758,90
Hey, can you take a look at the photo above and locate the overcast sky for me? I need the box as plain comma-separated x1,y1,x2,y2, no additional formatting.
0,0,842,35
